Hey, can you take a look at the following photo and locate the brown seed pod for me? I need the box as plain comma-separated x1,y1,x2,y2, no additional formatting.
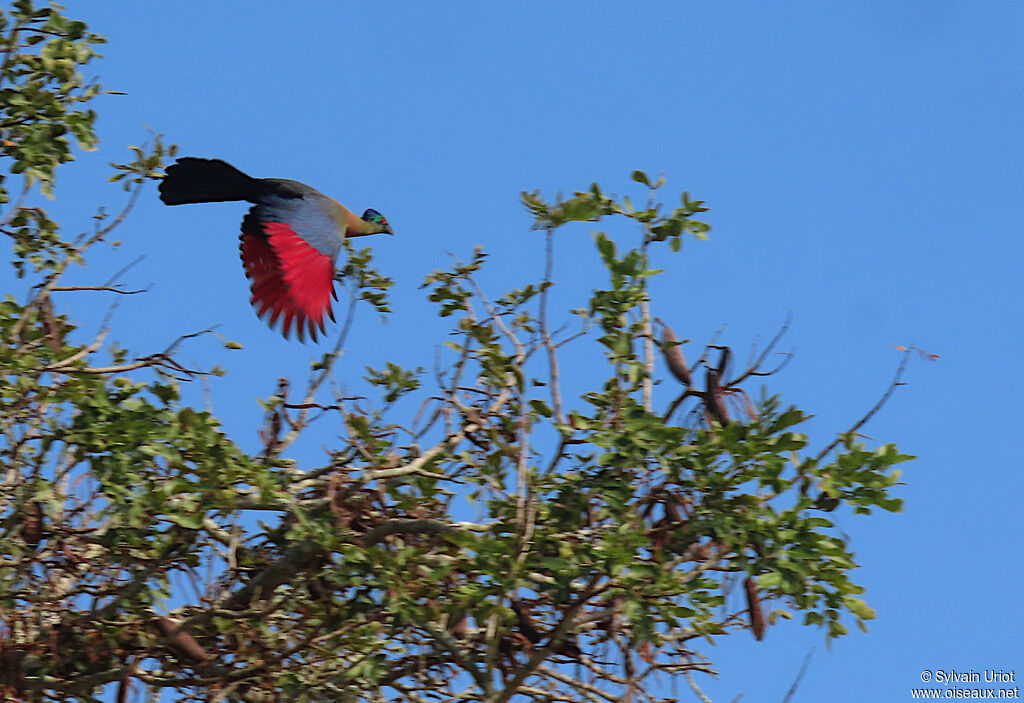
745,576,765,641
661,325,692,386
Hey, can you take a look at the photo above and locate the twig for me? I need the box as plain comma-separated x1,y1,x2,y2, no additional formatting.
422,621,492,695
46,255,149,295
459,251,525,363
11,181,145,338
35,298,120,371
490,576,607,703
539,227,565,423
41,327,218,376
814,349,910,462
0,182,30,228
103,253,147,287
514,400,536,570
276,286,360,452
50,285,148,295
662,387,700,423
780,648,815,703
536,665,621,703
726,313,792,387
540,434,569,477
685,671,714,703
282,398,365,412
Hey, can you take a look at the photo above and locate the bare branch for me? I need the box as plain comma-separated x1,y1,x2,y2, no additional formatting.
11,181,146,338
361,518,489,547
814,349,910,462
50,285,148,295
686,671,714,703
275,285,360,452
725,313,792,387
539,227,566,424
0,182,30,227
460,250,526,364
639,303,655,410
781,648,815,703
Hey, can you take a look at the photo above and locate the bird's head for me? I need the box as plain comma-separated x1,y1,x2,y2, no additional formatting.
362,208,393,235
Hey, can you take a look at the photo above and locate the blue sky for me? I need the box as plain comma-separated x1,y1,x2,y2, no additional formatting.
6,2,1023,700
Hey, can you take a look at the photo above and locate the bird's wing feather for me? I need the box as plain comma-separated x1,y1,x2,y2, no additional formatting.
250,189,347,261
239,202,341,341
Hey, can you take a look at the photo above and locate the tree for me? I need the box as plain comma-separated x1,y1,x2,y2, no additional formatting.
0,4,912,701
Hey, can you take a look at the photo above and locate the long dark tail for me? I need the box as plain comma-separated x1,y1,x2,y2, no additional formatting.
159,157,259,205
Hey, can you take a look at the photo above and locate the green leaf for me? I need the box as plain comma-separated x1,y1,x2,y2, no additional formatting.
529,399,552,417
167,513,203,530
594,232,615,263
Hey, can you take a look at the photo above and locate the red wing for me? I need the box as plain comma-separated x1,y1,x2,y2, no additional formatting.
239,220,336,341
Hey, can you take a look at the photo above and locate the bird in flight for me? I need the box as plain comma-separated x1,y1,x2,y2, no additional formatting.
159,157,393,341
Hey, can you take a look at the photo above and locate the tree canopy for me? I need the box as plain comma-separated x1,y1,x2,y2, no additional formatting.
0,3,912,701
